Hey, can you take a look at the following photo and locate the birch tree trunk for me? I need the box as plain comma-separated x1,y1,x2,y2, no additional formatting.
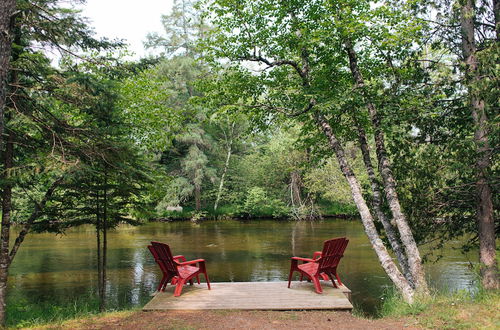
355,123,414,287
214,147,231,211
214,122,235,211
459,0,498,290
345,40,428,294
494,0,500,41
290,170,303,208
315,113,416,303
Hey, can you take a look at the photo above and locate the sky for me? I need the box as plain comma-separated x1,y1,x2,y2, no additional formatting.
80,0,173,58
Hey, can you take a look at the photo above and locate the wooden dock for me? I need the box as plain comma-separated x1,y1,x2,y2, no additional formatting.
143,281,353,311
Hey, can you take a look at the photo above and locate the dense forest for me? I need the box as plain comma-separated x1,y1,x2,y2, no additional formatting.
0,0,498,326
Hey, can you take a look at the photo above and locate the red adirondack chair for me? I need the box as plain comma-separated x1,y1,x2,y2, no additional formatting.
147,245,189,292
287,237,349,294
149,241,211,296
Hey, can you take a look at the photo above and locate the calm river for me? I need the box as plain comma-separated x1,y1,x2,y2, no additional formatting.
9,219,477,315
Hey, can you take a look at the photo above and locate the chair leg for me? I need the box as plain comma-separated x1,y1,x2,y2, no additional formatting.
320,273,329,281
157,274,167,291
161,275,173,291
203,272,211,290
335,272,343,286
287,268,295,288
189,279,194,285
327,273,338,288
196,275,200,284
160,278,168,291
312,276,323,294
174,279,186,297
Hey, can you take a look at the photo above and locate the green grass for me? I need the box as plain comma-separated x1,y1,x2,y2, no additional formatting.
7,294,101,328
6,294,143,329
379,287,500,329
378,287,431,317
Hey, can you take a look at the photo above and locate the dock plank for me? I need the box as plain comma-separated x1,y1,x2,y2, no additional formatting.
143,281,353,311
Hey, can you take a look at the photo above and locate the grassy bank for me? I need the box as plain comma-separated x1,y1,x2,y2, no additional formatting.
11,290,499,329
7,295,101,328
380,288,500,329
6,293,144,329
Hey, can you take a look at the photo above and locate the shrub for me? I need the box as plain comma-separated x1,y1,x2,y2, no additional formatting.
240,187,290,218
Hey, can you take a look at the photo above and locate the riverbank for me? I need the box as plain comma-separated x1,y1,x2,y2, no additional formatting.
380,289,500,329
153,202,357,222
20,290,499,329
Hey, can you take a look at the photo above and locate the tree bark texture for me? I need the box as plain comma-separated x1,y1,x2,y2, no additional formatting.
494,0,500,40
0,0,16,159
315,113,415,303
460,0,498,290
0,132,13,326
355,123,414,287
345,40,428,294
0,9,17,321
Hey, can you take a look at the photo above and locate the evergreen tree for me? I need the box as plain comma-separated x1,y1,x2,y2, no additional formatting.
0,0,121,324
145,0,208,57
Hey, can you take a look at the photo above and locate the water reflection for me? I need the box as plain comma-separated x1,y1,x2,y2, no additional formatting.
8,219,477,315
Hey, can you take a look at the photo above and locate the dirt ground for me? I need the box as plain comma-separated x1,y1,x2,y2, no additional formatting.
55,310,419,330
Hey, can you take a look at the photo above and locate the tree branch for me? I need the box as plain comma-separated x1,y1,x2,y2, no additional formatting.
237,54,307,81
8,174,66,265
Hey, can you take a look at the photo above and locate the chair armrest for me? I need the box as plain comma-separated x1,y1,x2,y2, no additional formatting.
291,257,316,263
176,259,206,266
173,255,186,262
312,251,322,260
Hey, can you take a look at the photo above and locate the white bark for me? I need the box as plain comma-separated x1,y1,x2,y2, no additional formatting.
316,113,415,303
345,40,428,294
214,122,234,211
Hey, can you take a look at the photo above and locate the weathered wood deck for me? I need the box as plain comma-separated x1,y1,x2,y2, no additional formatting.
143,281,352,311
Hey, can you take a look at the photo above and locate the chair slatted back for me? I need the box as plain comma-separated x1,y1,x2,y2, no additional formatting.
151,241,179,275
148,245,169,275
318,237,348,274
